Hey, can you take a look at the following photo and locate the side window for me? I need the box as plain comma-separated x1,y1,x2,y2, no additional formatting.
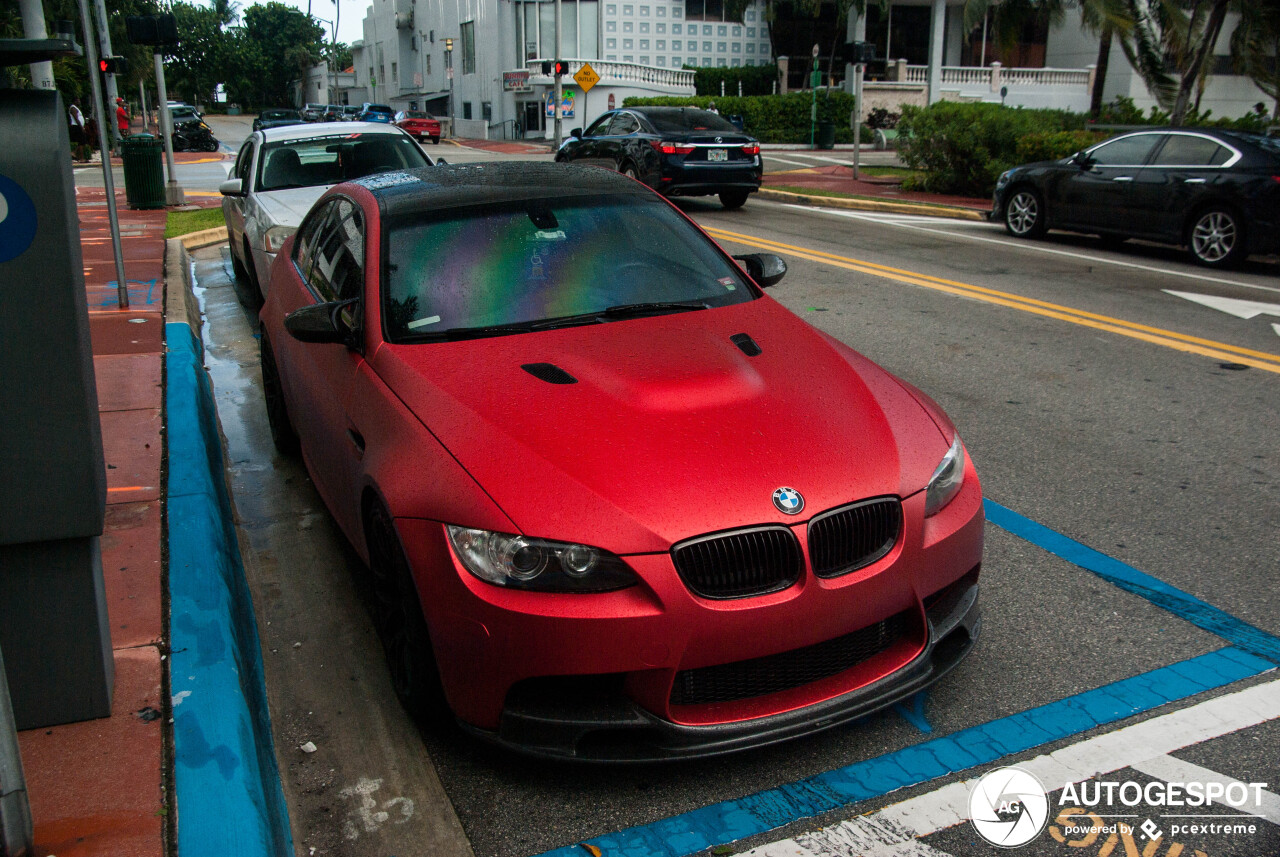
234,143,253,182
1088,134,1161,167
293,200,335,287
307,198,365,304
613,114,640,135
586,113,615,136
1153,135,1231,167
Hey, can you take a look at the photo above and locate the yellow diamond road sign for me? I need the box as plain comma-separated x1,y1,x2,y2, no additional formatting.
574,62,600,93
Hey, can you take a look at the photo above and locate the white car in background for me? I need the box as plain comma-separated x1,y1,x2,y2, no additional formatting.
220,122,440,300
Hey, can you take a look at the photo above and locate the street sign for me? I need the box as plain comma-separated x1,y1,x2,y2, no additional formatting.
503,70,532,92
574,62,599,92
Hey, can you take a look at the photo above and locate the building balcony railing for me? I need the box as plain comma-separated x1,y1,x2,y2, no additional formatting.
525,58,695,91
903,62,1093,90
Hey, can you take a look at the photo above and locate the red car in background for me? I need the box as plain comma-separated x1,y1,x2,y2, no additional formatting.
259,162,984,761
394,110,441,144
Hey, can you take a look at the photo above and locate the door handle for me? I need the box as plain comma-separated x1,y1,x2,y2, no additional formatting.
1112,176,1133,182
1182,178,1206,184
346,428,366,457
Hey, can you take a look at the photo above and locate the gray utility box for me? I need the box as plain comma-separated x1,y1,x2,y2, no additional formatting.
0,90,114,729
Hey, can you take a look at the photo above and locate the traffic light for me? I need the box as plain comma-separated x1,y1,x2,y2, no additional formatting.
445,37,453,52
99,55,129,76
541,60,553,75
553,59,568,76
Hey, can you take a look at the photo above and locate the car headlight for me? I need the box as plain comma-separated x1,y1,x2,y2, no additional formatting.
924,434,965,517
996,170,1012,187
445,526,638,592
264,225,296,253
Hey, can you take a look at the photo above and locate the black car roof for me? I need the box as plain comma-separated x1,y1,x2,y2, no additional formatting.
358,163,655,218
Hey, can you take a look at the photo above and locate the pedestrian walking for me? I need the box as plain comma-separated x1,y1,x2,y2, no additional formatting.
707,101,719,114
68,101,90,161
116,97,130,138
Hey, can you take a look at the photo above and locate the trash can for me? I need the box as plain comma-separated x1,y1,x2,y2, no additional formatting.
120,133,166,209
817,121,836,150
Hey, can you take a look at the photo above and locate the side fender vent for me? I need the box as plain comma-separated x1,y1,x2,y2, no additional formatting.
521,362,578,384
730,333,762,357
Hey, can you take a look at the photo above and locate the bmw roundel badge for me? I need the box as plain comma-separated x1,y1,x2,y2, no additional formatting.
772,487,804,515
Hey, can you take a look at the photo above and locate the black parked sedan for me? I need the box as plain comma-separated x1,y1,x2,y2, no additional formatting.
252,109,303,132
555,106,762,209
992,127,1280,267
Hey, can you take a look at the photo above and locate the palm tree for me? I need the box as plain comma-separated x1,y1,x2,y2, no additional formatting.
1229,0,1280,118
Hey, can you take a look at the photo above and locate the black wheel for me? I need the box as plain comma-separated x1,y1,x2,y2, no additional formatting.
229,243,259,308
620,162,639,181
430,136,440,145
259,331,299,455
1188,206,1245,268
203,138,219,152
365,501,448,723
719,189,749,210
1004,187,1046,238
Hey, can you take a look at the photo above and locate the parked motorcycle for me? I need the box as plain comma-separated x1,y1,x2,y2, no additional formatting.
172,120,219,152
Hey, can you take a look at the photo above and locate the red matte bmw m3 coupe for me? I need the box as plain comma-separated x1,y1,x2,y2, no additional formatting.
259,162,984,761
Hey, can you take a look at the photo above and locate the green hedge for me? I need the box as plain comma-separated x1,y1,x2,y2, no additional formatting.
1015,130,1108,165
897,102,1087,197
686,64,780,97
625,91,860,144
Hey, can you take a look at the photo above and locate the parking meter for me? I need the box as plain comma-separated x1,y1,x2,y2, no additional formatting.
0,89,114,729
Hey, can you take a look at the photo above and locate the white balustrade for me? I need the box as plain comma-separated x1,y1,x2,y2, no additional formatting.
525,58,695,91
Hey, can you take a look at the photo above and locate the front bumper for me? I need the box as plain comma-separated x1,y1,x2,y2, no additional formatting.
465,572,979,761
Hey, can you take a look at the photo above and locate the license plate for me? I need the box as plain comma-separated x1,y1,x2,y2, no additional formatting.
708,148,728,162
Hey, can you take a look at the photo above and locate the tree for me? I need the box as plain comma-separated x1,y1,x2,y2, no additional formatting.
165,1,229,105
237,2,325,107
1229,0,1280,118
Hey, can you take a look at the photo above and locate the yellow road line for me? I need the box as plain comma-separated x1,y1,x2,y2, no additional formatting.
705,226,1280,374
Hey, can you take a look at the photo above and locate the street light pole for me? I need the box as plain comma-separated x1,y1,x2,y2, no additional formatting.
553,0,562,149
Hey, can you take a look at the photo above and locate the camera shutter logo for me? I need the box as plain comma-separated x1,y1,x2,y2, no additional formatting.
969,766,1050,848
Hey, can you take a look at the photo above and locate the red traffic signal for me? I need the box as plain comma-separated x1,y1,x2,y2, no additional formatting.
553,59,569,76
99,55,128,75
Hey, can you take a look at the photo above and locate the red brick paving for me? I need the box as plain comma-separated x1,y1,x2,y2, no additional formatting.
763,163,991,210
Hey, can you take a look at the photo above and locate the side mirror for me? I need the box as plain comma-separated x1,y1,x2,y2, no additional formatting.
434,157,448,166
733,253,787,288
219,178,245,196
570,127,582,138
1071,150,1094,169
284,299,360,348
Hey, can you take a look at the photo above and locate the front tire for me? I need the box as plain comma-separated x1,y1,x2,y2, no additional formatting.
259,331,299,456
365,501,448,723
719,189,750,210
1188,206,1244,268
1004,187,1046,238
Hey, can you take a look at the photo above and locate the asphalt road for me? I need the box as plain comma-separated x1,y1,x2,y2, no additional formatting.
186,158,1278,857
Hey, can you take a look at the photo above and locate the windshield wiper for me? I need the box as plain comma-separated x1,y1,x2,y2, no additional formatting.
598,301,710,319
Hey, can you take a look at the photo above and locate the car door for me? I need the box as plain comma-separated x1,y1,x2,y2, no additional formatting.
606,112,643,172
567,112,616,167
283,197,369,535
1128,132,1238,242
1053,133,1162,232
224,140,256,255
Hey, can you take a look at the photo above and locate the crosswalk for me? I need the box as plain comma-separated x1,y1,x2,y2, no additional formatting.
741,677,1280,857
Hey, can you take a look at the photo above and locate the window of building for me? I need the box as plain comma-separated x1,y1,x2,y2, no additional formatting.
640,4,649,14
671,39,681,49
717,25,726,35
731,57,740,66
703,24,713,35
623,20,633,31
731,42,739,52
746,43,754,53
607,37,617,48
607,3,616,11
702,40,711,51
623,38,633,48
640,39,649,48
657,55,666,65
391,61,397,82
657,22,666,32
747,27,755,37
461,20,475,74
717,41,725,52
464,101,473,119
427,55,432,73
732,25,740,36
746,9,754,20
640,55,649,62
623,4,633,13
656,38,665,49
685,0,722,21
703,56,711,65
607,20,617,30
657,5,665,14
640,21,649,32
482,101,492,121
672,23,681,33
607,53,617,59
623,54,633,61
671,55,680,64
716,57,726,66
671,5,681,15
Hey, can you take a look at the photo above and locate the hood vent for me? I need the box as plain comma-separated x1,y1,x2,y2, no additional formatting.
730,333,762,357
521,362,578,384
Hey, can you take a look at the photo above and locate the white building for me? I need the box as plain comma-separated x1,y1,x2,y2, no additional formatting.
351,0,769,139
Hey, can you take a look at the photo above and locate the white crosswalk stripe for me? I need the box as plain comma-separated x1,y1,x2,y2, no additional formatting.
740,676,1280,857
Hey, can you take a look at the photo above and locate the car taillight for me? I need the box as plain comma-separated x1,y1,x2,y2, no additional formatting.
742,143,760,155
652,140,695,155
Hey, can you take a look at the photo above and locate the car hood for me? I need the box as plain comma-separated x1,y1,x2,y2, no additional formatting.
371,298,951,553
254,186,332,228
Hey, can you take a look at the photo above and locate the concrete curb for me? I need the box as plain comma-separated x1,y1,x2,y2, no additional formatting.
164,240,294,857
757,188,987,221
181,226,229,251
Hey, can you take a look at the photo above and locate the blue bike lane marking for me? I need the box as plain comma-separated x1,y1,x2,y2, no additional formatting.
535,500,1280,857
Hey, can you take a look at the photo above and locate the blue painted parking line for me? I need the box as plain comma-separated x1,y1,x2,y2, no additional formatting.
984,500,1280,664
539,647,1274,857
167,322,294,857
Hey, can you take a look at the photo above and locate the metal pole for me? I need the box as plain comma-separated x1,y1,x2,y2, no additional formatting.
80,0,129,309
0,644,34,857
18,0,55,90
852,62,863,180
153,53,184,206
553,0,562,149
90,0,120,145
138,79,148,132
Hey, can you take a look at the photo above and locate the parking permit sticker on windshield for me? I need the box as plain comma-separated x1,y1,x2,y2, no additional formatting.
535,229,566,241
406,315,441,330
719,277,736,291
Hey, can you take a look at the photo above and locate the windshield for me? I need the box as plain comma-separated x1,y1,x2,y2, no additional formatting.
365,105,393,114
645,109,739,133
256,134,430,192
403,111,432,119
171,107,198,121
384,194,754,342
